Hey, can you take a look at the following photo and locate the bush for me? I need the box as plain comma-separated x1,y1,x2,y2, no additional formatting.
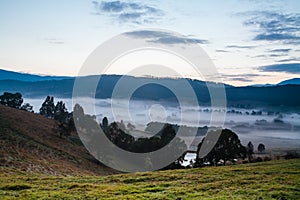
263,156,272,161
284,151,300,159
254,157,263,162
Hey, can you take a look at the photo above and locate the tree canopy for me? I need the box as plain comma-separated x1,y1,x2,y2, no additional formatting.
195,129,247,166
258,143,266,153
0,92,23,109
39,96,55,118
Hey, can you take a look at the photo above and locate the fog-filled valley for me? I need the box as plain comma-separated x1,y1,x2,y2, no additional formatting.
25,97,300,150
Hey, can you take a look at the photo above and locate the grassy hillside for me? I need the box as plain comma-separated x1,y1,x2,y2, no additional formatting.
0,105,115,176
0,159,299,199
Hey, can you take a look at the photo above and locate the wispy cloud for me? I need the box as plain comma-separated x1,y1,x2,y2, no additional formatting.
217,73,264,83
43,38,65,45
242,11,300,44
125,30,208,45
229,77,253,82
254,33,300,42
259,63,300,74
269,54,288,57
268,48,291,53
253,54,288,58
277,57,300,62
225,45,256,49
216,49,230,53
92,1,164,24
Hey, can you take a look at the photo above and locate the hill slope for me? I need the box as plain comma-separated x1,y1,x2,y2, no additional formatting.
0,105,116,175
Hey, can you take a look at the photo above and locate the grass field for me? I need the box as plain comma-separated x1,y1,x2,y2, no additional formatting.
1,159,299,200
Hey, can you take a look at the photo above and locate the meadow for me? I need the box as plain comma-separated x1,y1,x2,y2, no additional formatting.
1,159,299,200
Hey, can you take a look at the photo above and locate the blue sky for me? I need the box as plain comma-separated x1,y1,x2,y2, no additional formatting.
0,0,299,86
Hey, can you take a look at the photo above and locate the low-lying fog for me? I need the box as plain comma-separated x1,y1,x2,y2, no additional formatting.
25,98,300,150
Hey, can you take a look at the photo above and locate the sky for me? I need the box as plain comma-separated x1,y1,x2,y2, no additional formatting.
0,0,300,86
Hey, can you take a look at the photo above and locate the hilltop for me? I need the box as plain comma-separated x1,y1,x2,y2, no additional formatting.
0,105,116,176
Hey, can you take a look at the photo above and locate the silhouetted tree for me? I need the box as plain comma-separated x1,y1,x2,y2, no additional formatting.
257,143,266,153
66,112,76,133
247,141,254,161
0,92,23,109
73,104,117,166
54,101,69,123
101,117,108,130
72,104,188,170
39,96,55,118
105,122,135,150
20,103,33,112
159,124,176,146
195,129,247,167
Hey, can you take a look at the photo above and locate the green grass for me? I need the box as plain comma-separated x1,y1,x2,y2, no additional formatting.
1,159,299,199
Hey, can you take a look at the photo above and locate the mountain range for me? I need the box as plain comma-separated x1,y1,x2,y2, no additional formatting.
0,69,70,82
0,69,299,109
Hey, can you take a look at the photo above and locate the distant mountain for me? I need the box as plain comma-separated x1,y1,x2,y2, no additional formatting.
0,69,71,82
249,84,274,87
278,78,300,85
0,69,300,108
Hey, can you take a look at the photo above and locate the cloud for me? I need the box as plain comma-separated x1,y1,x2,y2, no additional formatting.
253,53,287,58
216,49,230,53
242,11,300,44
253,50,288,59
225,73,261,78
218,73,265,83
254,33,300,41
268,53,288,57
229,77,253,82
277,58,300,62
43,38,64,45
259,63,300,74
125,30,208,45
92,1,163,24
268,48,291,53
225,45,256,49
